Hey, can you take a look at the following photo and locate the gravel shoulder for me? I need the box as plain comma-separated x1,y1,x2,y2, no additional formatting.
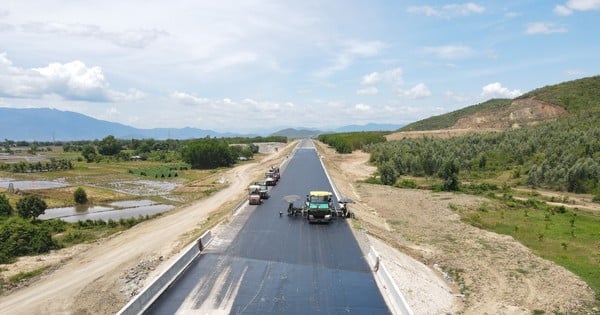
316,141,597,314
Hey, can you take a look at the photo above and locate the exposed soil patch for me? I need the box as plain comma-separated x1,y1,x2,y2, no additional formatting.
453,98,568,129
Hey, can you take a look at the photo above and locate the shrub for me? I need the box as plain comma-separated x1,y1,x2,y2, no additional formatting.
16,195,47,219
73,187,88,204
0,217,59,263
0,194,13,216
397,179,418,189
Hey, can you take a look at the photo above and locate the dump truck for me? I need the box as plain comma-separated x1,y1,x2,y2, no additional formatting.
254,181,270,199
248,185,261,205
268,166,281,182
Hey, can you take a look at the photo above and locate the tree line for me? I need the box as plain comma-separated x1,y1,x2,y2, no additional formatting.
0,158,73,173
318,131,388,153
366,110,600,195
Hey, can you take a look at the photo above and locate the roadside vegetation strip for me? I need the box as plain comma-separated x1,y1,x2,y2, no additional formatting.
318,131,388,154
452,195,600,299
399,98,511,131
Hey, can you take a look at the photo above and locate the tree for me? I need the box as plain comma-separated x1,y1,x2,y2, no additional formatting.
98,135,121,156
81,144,97,163
0,194,13,216
379,161,398,186
182,138,236,169
16,195,48,219
74,187,88,204
0,217,58,263
442,160,460,191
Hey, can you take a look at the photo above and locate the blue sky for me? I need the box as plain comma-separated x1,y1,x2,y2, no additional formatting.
0,1,599,133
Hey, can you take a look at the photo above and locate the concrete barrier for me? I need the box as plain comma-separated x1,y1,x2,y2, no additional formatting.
119,145,291,314
366,247,414,315
117,230,213,315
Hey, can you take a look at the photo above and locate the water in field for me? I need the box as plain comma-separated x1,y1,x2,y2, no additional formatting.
101,180,181,196
39,199,175,222
0,178,68,190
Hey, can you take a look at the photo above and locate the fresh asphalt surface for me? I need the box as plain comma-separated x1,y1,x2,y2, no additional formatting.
146,140,391,314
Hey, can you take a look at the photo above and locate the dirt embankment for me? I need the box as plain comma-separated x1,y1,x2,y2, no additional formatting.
317,142,597,314
453,98,568,129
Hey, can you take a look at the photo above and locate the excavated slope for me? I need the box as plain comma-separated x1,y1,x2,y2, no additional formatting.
452,97,567,129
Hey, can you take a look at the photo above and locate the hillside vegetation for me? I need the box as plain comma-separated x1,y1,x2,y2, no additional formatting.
317,131,388,153
399,99,511,131
519,75,600,114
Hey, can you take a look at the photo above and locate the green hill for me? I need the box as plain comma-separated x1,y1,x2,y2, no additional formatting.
400,75,600,132
518,75,600,114
400,99,511,131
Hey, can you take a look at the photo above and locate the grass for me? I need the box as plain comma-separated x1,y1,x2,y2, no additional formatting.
8,266,51,284
458,196,600,300
128,163,190,179
1,152,223,208
51,215,161,247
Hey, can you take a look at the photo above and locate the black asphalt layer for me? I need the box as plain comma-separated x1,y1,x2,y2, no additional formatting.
146,141,391,314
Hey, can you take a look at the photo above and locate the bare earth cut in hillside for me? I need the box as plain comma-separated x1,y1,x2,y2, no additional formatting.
453,98,568,129
317,142,596,314
386,97,568,142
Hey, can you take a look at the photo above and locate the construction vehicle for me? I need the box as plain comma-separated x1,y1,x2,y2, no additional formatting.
254,181,270,199
265,175,276,186
305,191,334,223
267,166,281,182
248,185,261,205
284,192,353,222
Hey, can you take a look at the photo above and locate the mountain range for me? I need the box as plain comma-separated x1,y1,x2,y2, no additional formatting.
0,107,403,141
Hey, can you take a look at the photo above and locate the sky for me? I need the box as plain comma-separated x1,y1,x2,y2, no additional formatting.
0,1,599,134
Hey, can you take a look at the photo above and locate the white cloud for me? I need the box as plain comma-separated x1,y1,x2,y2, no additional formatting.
316,40,384,76
398,83,432,99
423,45,473,59
407,3,485,18
171,91,210,106
20,22,167,49
361,72,381,85
354,103,371,111
565,69,585,76
481,82,522,99
504,11,520,18
357,86,379,95
0,23,14,32
555,0,600,15
0,53,138,102
526,22,567,35
360,67,403,86
554,5,573,15
109,88,146,102
444,90,471,102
